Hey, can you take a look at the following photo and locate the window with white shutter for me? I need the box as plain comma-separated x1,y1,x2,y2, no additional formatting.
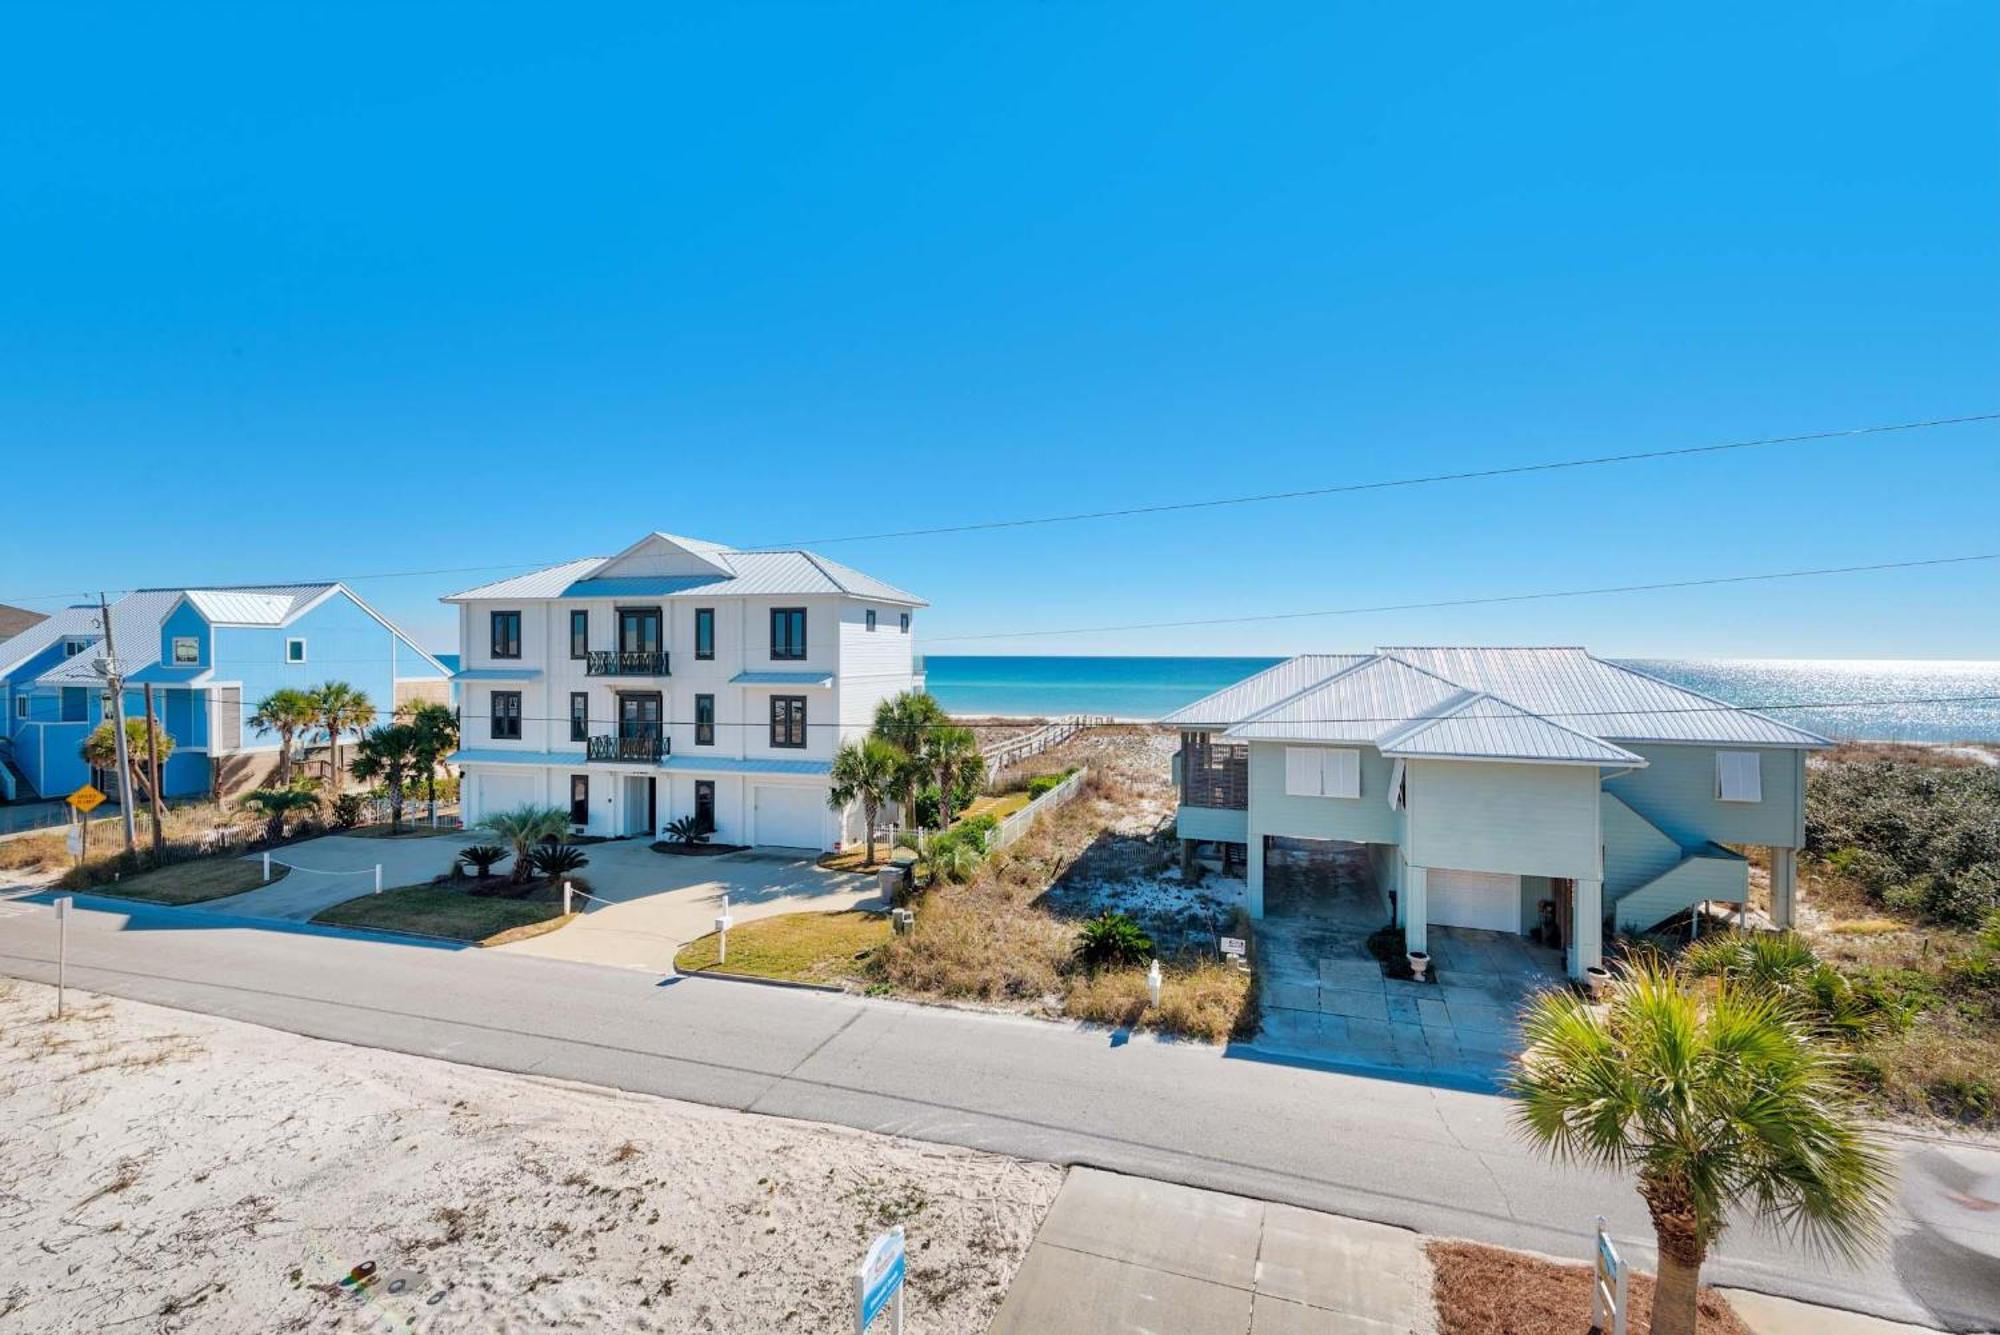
1285,746,1362,798
1716,751,1762,803
1386,758,1406,810
1285,747,1321,797
1324,748,1361,799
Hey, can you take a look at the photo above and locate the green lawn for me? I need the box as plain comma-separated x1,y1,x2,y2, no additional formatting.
78,859,286,905
674,909,891,985
313,883,572,944
959,791,1033,824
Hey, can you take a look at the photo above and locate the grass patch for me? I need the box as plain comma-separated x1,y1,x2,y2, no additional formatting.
818,840,901,873
959,792,1032,824
337,823,459,841
77,858,285,905
313,882,568,943
1063,960,1257,1043
674,909,891,985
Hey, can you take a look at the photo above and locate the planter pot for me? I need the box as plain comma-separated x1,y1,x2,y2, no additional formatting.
1406,950,1430,981
1584,965,1612,999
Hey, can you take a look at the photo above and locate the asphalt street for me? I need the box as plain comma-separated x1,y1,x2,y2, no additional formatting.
2,892,1994,1331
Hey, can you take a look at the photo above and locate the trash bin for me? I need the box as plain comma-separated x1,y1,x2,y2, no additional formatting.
878,864,908,907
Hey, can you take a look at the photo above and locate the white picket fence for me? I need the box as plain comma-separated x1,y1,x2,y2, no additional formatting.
980,715,1112,774
989,767,1089,851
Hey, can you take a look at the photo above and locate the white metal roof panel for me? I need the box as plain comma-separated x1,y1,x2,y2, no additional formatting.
443,558,608,603
0,604,101,679
185,589,301,625
1379,694,1644,765
1158,654,1371,727
32,591,187,684
1223,657,1467,744
441,544,925,606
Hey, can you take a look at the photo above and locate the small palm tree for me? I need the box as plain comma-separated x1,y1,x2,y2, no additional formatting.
398,699,459,825
829,736,906,867
1509,958,1893,1335
249,688,317,786
81,716,176,806
920,724,984,827
457,844,508,878
871,690,949,755
243,787,318,843
309,682,376,794
665,815,709,847
349,723,421,833
484,804,571,884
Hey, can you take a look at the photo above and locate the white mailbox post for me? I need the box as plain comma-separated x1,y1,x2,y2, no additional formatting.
715,894,734,966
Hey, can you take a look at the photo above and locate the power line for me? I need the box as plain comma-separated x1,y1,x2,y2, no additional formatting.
4,410,1995,604
919,551,2000,643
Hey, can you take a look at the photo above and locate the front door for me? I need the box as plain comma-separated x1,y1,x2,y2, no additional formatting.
570,774,589,828
646,777,657,833
694,780,716,834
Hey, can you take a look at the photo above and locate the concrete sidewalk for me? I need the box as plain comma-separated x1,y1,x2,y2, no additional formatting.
989,1168,1434,1334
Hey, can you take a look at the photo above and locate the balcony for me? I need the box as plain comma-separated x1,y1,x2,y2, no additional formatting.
584,649,670,677
586,731,669,763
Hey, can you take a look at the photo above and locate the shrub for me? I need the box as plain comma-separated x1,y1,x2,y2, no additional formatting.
1072,911,1154,970
1806,759,2000,920
1025,769,1076,799
1064,959,1257,1043
526,843,589,879
1681,930,1898,1039
330,793,364,830
665,815,709,846
457,844,508,878
925,833,984,885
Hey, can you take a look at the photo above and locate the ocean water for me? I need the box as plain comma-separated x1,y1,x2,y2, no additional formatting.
923,654,2000,742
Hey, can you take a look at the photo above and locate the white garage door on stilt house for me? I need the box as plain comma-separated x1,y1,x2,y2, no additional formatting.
1427,868,1521,933
472,772,538,823
752,784,826,850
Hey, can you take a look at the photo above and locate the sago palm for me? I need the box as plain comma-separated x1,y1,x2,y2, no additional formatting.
1508,957,1892,1335
249,688,317,786
309,681,376,793
829,736,906,867
484,804,571,884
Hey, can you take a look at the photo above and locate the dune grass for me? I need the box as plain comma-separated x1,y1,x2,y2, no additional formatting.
674,909,891,985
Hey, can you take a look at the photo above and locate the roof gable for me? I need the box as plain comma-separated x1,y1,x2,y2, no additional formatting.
1158,654,1370,727
590,532,737,581
1378,693,1644,765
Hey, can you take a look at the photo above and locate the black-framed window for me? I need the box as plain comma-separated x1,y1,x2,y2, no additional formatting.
569,691,589,742
570,774,589,826
769,695,806,748
490,611,522,659
569,609,588,659
899,612,910,633
694,608,715,660
694,780,716,833
770,608,806,661
865,609,877,632
490,690,522,739
695,693,715,746
617,606,662,654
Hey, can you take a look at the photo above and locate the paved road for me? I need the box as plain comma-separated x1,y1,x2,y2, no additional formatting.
1,893,1994,1331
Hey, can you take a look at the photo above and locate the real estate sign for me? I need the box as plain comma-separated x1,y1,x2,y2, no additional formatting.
854,1224,905,1334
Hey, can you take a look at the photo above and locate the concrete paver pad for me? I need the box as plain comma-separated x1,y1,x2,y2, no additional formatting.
1256,1202,1429,1322
992,1241,1253,1335
1033,1166,1264,1289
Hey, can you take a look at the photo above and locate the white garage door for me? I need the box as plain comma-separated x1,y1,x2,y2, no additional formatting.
472,772,537,824
1428,868,1521,933
753,784,826,849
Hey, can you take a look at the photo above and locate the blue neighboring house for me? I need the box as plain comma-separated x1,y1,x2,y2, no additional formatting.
0,584,449,803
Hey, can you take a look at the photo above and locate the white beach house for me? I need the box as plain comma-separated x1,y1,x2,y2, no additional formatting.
445,532,925,850
1165,648,1828,979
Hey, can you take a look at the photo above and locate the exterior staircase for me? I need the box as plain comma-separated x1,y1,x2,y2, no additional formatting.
1601,792,1748,933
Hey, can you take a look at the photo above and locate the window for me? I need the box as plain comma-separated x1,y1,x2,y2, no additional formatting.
695,693,715,746
617,607,662,654
171,636,200,665
60,687,88,723
490,611,522,659
285,637,307,664
694,780,716,834
62,638,87,658
1285,746,1361,799
1717,751,1763,803
770,608,807,661
570,775,590,827
13,696,27,719
1386,758,1407,811
899,612,910,633
694,608,715,660
569,692,589,742
570,610,589,659
769,695,806,748
213,686,242,750
490,691,522,740
865,609,877,632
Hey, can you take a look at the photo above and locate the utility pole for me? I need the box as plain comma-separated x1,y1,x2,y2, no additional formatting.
98,592,138,855
142,682,166,860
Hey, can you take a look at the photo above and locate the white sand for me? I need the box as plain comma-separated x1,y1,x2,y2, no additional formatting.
0,979,1061,1333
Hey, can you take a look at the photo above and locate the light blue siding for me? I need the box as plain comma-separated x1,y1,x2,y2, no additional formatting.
1404,759,1600,881
1246,742,1401,844
1601,792,1684,898
1615,846,1749,931
1176,804,1248,844
1603,744,1804,849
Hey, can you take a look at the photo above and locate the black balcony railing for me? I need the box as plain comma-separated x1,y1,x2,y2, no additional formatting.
586,732,668,763
583,649,670,676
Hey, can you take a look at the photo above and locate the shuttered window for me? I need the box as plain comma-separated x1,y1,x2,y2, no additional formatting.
1716,751,1762,803
1324,748,1361,799
1386,758,1407,810
1285,747,1321,796
1285,746,1362,799
213,687,242,751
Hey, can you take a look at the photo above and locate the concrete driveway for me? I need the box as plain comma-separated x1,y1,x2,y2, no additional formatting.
493,840,882,970
196,832,466,922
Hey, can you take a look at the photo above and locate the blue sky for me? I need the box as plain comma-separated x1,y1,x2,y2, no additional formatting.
3,3,1996,658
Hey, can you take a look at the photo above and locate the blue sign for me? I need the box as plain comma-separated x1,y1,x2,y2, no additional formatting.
856,1226,906,1333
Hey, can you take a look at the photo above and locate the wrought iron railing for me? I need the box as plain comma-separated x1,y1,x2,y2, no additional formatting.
586,732,668,762
583,649,670,676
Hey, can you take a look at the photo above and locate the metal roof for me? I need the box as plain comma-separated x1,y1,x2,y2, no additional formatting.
451,749,831,776
26,591,187,686
1223,657,1466,744
732,670,836,686
453,667,542,681
1377,694,1644,766
1157,654,1372,727
183,587,333,625
441,539,925,606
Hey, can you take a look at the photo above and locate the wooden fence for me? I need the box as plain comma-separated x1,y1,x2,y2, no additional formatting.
979,715,1113,774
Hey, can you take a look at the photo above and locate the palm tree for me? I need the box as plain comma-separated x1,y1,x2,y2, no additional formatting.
919,724,984,827
398,700,459,825
309,682,376,793
349,723,421,833
81,716,175,807
249,687,317,786
484,804,571,884
1509,958,1892,1335
829,736,905,867
243,786,318,843
871,690,948,755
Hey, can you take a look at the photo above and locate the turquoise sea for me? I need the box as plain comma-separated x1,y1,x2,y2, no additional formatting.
923,655,2000,742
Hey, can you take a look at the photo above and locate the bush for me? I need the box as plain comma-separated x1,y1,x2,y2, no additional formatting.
526,843,590,879
1072,911,1154,970
330,793,364,830
1026,769,1075,799
1807,760,2000,922
664,815,709,846
1063,959,1257,1043
1681,930,1901,1038
457,844,507,878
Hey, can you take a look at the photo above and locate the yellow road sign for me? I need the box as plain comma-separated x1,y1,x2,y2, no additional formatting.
67,783,107,814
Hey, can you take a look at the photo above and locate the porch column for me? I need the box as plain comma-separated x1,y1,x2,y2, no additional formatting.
1769,846,1798,928
1403,866,1428,956
1246,836,1266,919
1570,878,1603,980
